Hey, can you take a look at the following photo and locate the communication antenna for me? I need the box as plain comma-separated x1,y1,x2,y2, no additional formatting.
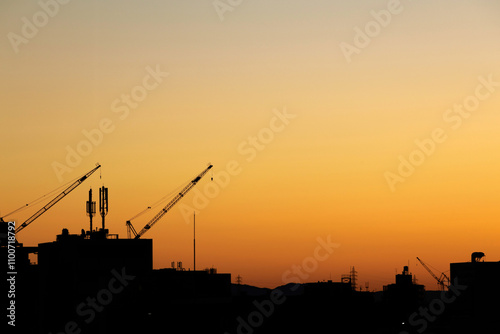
350,266,358,291
99,186,108,230
86,188,96,232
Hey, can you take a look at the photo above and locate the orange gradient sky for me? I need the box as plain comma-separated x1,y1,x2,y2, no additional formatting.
1,0,500,291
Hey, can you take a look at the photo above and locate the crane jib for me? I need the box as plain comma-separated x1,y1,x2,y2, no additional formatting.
130,164,213,239
14,164,100,234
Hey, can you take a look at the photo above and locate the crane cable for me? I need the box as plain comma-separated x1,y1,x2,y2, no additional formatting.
126,181,185,221
127,166,212,222
0,172,92,220
416,258,450,277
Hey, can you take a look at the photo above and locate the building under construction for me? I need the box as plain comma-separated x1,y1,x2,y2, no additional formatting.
1,164,231,334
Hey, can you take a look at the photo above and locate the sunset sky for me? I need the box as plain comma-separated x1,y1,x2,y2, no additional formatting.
1,0,500,291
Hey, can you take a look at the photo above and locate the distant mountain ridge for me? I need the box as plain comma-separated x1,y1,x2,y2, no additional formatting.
231,282,305,297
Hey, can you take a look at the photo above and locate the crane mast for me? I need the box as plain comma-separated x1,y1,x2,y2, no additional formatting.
14,164,101,234
129,164,213,239
126,220,138,239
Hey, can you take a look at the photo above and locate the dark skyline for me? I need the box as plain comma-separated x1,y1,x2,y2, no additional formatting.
2,1,500,332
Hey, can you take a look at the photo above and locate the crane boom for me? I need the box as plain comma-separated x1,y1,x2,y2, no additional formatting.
15,164,101,234
133,164,213,239
416,257,448,291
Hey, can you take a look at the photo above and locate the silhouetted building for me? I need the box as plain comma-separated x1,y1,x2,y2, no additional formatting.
383,266,425,325
1,221,39,333
3,225,233,334
140,268,232,333
449,253,500,330
36,228,152,333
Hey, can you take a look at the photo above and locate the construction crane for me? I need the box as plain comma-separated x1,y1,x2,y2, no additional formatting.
3,164,101,234
416,257,450,291
126,164,213,239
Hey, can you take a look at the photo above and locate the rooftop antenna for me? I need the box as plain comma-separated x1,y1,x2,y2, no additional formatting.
99,186,108,230
86,188,96,232
350,266,358,291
